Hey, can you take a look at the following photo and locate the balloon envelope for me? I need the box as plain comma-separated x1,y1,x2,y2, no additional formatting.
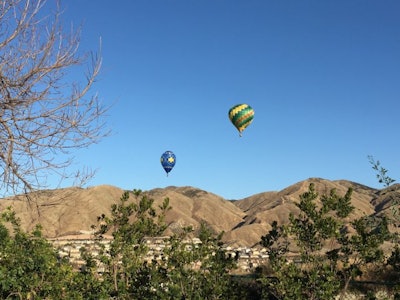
228,104,254,136
160,151,176,175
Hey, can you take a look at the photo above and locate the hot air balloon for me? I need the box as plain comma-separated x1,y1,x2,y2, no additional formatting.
160,151,176,176
228,104,254,137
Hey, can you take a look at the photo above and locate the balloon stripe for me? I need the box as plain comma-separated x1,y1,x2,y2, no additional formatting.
231,110,253,127
237,118,254,130
229,104,249,116
230,107,252,124
237,116,254,131
229,104,248,118
235,111,254,124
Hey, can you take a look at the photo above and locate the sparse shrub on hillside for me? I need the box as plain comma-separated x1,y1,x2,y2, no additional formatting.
368,155,399,229
259,183,392,300
368,156,396,188
369,156,400,297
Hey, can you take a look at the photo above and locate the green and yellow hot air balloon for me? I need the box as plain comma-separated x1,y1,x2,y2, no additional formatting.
228,104,254,137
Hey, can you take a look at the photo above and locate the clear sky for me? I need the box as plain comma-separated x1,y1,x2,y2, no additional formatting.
49,0,400,199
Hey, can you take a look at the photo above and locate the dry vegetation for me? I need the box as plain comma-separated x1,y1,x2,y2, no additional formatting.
0,178,398,248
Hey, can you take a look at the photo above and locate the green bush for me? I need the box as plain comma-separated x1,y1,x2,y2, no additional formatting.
259,183,392,300
1,185,398,299
0,208,79,299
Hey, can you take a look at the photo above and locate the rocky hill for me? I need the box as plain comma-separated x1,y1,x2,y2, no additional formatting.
0,178,398,247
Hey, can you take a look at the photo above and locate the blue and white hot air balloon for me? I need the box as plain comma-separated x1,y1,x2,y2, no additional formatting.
160,151,176,176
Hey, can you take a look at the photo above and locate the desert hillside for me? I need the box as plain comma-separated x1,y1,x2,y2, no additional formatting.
0,178,398,247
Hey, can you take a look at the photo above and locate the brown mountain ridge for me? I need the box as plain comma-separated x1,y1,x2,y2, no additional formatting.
0,178,398,247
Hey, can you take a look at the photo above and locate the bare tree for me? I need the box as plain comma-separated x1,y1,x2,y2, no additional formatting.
0,0,108,196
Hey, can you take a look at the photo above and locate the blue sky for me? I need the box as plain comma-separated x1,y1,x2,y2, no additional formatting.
51,0,399,199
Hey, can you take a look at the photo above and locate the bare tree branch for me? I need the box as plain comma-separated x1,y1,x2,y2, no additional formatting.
0,0,109,196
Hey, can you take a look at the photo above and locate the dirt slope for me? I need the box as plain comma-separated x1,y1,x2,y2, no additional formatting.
0,178,398,247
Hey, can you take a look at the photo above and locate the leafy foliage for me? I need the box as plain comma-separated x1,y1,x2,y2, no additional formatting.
87,190,242,299
0,207,78,299
1,185,399,299
368,155,396,187
368,156,400,295
259,183,392,300
88,189,171,298
154,222,242,299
